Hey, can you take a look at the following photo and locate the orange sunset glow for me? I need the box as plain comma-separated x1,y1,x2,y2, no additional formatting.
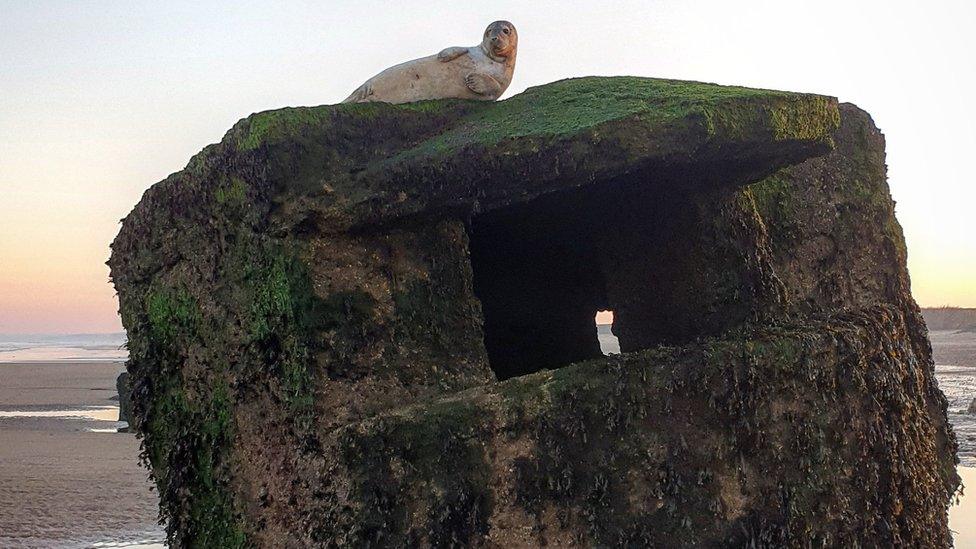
2,1,974,334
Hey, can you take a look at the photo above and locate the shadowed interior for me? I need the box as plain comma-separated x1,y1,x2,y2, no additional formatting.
469,172,725,380
469,187,609,380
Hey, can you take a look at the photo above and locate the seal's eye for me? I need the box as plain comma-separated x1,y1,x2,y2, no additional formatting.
503,28,510,34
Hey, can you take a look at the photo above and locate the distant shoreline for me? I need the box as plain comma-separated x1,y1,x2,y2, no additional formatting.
0,334,128,364
922,307,976,331
0,347,128,364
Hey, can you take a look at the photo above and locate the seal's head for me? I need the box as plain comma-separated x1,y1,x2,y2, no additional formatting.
482,21,517,62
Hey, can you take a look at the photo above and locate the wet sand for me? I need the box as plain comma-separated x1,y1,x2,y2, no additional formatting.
0,362,162,548
0,361,123,407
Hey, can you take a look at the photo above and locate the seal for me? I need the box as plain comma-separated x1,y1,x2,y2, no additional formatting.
342,21,517,104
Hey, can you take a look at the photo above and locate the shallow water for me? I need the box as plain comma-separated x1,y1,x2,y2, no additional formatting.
17,532,166,549
0,406,119,421
932,330,976,467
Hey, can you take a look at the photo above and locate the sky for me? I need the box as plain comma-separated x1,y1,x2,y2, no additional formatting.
1,0,974,333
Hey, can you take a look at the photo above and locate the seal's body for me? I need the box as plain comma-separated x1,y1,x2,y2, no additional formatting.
343,21,517,104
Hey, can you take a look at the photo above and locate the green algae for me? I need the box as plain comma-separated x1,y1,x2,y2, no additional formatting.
138,283,247,547
747,173,802,246
224,76,839,195
146,286,199,345
233,97,463,152
181,383,248,549
248,254,299,342
396,77,838,159
145,374,247,548
236,106,335,151
213,177,248,208
241,245,352,416
768,95,840,141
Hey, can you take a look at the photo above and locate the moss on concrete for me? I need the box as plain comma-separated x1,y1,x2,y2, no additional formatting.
145,286,199,345
322,307,955,546
136,282,248,546
108,79,953,547
390,76,838,161
236,106,336,151
333,398,492,545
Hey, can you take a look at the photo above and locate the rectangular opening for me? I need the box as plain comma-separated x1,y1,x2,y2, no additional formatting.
467,171,721,381
468,186,609,380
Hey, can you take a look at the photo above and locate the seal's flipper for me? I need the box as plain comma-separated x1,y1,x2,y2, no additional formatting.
437,47,469,62
464,73,503,98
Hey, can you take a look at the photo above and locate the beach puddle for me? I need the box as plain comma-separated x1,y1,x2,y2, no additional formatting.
0,406,120,421
89,427,125,433
90,538,166,548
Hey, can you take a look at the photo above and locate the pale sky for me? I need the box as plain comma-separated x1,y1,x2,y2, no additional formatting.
1,0,974,333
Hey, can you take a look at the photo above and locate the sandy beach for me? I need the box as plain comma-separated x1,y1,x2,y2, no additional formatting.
0,361,162,548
